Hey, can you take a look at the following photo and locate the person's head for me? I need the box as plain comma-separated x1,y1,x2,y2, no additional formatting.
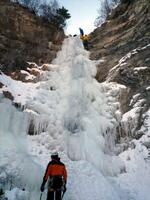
51,152,59,160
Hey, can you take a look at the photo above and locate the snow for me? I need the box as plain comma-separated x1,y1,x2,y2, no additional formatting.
0,73,39,105
0,37,150,200
146,86,150,90
134,66,148,71
121,96,147,137
141,109,150,134
28,134,123,200
107,51,133,77
20,70,30,75
117,139,150,200
20,70,36,80
122,107,140,122
5,188,28,200
130,93,140,106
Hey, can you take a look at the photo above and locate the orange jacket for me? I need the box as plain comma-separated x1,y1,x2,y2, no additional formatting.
43,159,67,183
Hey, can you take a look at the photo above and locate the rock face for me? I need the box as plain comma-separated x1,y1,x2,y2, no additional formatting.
90,0,150,139
90,0,150,82
0,0,65,73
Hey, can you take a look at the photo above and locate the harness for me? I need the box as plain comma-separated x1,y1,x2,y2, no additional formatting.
48,175,65,191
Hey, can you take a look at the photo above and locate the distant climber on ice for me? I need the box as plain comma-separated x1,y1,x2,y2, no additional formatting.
79,27,84,36
79,28,89,50
40,152,67,200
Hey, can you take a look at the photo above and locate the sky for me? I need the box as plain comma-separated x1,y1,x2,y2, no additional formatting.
59,0,100,35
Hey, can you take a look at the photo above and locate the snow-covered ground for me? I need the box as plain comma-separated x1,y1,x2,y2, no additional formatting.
0,37,150,200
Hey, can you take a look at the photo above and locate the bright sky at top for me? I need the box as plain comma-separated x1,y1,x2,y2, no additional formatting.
59,0,100,35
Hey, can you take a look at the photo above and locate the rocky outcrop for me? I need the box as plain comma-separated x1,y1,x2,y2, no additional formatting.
0,0,65,73
90,0,150,139
90,0,150,82
3,91,14,101
0,82,4,89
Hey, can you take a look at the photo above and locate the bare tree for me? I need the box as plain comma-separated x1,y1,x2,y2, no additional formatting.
12,0,71,28
94,0,110,27
50,0,59,15
40,3,53,21
17,0,40,13
40,0,59,21
29,0,40,13
21,0,31,7
94,0,120,27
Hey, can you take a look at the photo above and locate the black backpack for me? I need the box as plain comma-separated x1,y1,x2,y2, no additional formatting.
49,176,64,190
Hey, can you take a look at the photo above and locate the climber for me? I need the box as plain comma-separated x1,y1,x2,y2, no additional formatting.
40,152,67,200
79,27,84,36
80,34,89,50
79,28,89,50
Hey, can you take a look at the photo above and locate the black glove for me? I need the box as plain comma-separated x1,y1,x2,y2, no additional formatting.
40,183,45,192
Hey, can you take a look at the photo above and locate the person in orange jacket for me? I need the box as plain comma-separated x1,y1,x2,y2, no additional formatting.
40,152,67,200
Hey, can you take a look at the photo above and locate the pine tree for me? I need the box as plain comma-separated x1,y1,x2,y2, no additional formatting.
55,6,71,28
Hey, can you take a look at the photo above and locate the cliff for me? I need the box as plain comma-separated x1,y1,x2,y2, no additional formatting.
90,0,150,140
0,0,65,74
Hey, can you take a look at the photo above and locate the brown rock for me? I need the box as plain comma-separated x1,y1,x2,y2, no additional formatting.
10,71,26,81
89,0,150,138
3,91,14,101
27,63,38,69
29,68,40,77
0,0,65,73
90,0,150,82
0,82,4,88
41,64,50,71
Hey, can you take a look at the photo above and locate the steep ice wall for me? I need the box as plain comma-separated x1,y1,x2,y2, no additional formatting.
24,37,124,176
0,95,44,199
56,38,124,175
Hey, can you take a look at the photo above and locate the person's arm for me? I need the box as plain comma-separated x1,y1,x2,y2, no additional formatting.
63,165,67,184
40,163,50,192
43,163,51,182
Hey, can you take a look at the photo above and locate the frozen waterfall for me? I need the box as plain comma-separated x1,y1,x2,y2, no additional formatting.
0,37,125,200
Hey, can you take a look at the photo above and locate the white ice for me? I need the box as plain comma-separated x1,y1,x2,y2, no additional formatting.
0,37,150,200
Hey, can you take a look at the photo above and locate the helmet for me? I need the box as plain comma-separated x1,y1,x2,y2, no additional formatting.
51,152,59,159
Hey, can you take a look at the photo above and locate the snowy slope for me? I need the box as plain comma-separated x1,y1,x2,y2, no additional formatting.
0,37,150,200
